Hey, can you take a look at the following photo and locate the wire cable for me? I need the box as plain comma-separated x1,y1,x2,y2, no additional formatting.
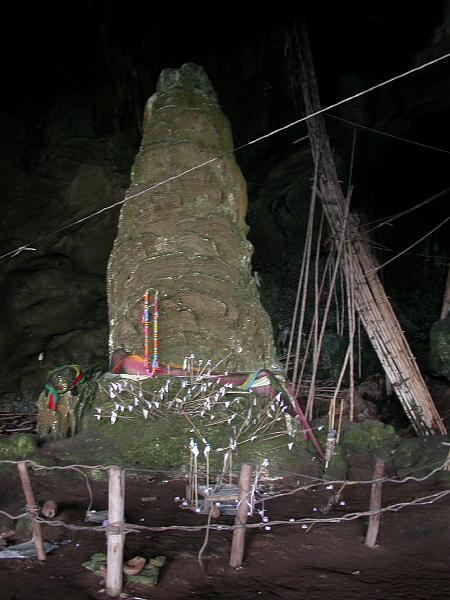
365,188,450,232
326,113,450,155
374,215,450,271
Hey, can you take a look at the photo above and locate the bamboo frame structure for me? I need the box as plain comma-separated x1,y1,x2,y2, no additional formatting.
296,25,446,436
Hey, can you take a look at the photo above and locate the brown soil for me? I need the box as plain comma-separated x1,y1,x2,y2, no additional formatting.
1,455,449,600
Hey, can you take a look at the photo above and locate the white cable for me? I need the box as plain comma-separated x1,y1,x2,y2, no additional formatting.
375,215,450,271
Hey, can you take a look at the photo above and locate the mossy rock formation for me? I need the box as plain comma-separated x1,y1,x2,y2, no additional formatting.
429,319,450,379
55,374,318,478
108,63,277,371
0,433,37,460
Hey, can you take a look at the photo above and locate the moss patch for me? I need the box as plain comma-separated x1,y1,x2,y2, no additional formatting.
0,433,37,460
339,419,398,453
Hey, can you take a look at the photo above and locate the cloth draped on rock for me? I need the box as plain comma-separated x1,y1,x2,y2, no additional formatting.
110,351,324,458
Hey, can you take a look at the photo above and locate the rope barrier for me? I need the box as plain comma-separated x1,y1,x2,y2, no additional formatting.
14,489,447,534
0,457,446,485
1,454,448,579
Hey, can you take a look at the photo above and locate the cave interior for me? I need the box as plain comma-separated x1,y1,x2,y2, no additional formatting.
1,2,449,424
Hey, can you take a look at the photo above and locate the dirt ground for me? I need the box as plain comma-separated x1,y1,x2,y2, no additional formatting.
0,453,449,600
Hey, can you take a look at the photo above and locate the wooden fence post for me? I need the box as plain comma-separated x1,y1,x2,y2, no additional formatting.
230,463,252,568
365,457,385,548
106,466,125,597
17,461,46,561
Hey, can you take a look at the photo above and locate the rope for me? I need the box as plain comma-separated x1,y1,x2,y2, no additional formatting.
375,215,450,271
365,187,450,232
2,51,449,262
326,113,450,155
25,489,449,534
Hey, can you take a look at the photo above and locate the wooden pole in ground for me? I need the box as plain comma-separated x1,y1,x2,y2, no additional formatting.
106,466,126,597
229,463,253,568
17,461,46,561
365,457,385,548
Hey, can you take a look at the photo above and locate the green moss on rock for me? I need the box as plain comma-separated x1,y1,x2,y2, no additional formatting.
339,419,398,453
0,433,37,460
392,434,450,482
70,375,320,477
429,319,450,378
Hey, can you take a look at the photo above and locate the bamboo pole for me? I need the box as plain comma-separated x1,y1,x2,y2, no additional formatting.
291,161,318,385
344,241,356,421
329,344,351,429
229,463,253,568
285,198,311,377
106,466,125,597
331,255,340,335
357,316,362,378
313,212,324,362
295,250,333,399
304,198,351,420
365,457,385,548
339,268,345,336
17,462,46,561
440,264,450,320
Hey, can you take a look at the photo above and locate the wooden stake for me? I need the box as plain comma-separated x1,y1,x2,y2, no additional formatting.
229,463,253,568
295,250,332,399
17,462,46,561
305,198,351,420
365,457,385,548
106,466,125,597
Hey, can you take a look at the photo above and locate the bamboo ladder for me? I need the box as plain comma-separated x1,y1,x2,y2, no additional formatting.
296,26,446,436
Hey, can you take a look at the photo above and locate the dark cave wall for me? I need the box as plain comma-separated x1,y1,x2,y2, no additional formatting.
1,4,449,408
0,100,133,407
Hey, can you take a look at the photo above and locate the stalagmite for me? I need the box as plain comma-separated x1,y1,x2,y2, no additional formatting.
107,63,277,371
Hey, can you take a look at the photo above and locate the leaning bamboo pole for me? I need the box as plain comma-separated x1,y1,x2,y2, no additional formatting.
343,242,356,422
305,199,350,420
440,264,450,320
296,25,446,436
294,249,332,406
291,161,319,385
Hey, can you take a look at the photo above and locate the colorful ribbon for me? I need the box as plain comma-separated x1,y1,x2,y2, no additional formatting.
141,289,159,377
